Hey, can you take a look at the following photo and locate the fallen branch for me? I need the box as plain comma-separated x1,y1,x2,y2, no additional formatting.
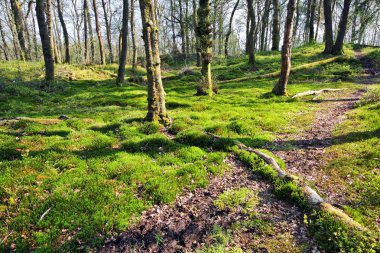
292,88,345,99
206,132,364,230
39,208,51,221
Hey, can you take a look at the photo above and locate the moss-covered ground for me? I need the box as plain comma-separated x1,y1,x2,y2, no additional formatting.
0,44,379,252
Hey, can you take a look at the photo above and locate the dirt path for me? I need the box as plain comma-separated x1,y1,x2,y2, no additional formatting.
98,157,314,252
269,50,375,205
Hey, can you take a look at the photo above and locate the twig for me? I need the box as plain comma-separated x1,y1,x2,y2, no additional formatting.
39,208,51,221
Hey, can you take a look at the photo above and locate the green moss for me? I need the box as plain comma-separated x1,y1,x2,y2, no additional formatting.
214,188,259,213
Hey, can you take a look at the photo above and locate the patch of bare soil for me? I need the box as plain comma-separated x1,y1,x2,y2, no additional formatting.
98,157,315,253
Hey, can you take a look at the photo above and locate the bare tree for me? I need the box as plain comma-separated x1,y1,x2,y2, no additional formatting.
117,0,129,85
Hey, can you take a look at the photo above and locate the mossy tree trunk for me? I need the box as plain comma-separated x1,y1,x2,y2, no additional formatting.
0,17,10,61
332,0,351,55
138,0,170,124
10,0,29,60
273,0,297,96
323,0,334,53
196,0,214,96
131,0,138,70
192,0,201,67
35,0,54,83
272,0,280,51
117,0,129,85
57,0,70,63
92,0,106,65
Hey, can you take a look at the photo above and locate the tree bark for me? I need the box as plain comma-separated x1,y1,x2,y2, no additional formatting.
92,0,106,64
10,0,29,60
131,0,138,70
323,0,334,53
138,0,170,124
332,0,351,54
309,0,316,42
225,0,240,58
0,17,10,60
260,0,270,51
84,0,89,64
272,0,280,51
192,0,201,66
247,0,257,70
273,0,297,96
35,0,55,83
57,0,70,63
117,0,129,85
101,0,114,63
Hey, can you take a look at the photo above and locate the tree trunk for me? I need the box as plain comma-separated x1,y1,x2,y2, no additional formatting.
260,0,270,51
84,0,89,64
247,0,257,70
31,6,39,60
293,0,300,44
192,0,201,66
10,0,29,60
196,0,214,96
271,0,280,51
225,0,240,58
92,0,106,64
314,0,322,41
138,0,170,124
117,0,129,85
35,0,55,83
323,0,334,53
332,0,351,54
309,0,316,42
57,0,70,63
101,0,114,63
0,17,10,60
131,0,138,70
178,0,186,54
273,0,297,96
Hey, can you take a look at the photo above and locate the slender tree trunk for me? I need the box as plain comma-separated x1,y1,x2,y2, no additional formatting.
273,0,297,96
57,0,70,63
245,17,250,54
45,0,58,63
31,6,39,60
131,0,138,70
84,0,89,64
35,0,55,83
0,17,10,60
272,0,280,50
314,0,322,41
323,0,334,53
117,0,129,85
101,0,114,63
260,0,270,51
185,0,190,55
85,0,95,63
247,0,257,70
293,0,300,44
309,0,316,42
10,0,29,60
196,0,214,96
138,0,169,123
332,0,351,54
192,0,201,66
92,0,106,64
225,0,240,58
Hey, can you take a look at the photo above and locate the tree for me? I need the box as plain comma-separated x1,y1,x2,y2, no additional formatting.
0,16,10,61
101,0,114,63
57,0,70,63
117,0,129,85
192,0,201,66
323,0,334,53
130,0,138,70
247,0,257,70
273,0,297,95
35,0,55,83
272,0,280,51
196,0,214,96
225,0,240,58
332,0,351,54
92,0,106,65
10,0,29,60
138,0,170,124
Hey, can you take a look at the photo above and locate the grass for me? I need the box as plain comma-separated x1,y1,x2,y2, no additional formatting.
0,44,378,251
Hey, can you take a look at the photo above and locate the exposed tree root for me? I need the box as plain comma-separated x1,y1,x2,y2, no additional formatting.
291,88,346,99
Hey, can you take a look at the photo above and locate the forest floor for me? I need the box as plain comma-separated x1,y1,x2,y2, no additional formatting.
0,44,379,252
